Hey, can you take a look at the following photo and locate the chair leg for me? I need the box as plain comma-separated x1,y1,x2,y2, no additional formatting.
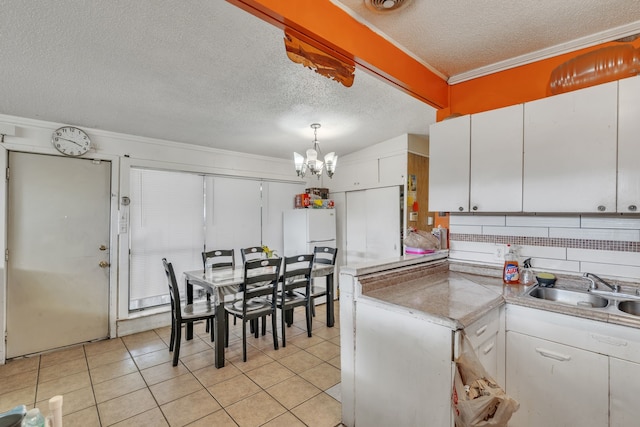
261,315,267,336
210,317,215,343
173,323,182,366
281,307,287,348
272,311,279,350
242,320,248,362
169,316,175,352
306,304,312,337
253,319,259,338
311,296,316,317
225,312,230,348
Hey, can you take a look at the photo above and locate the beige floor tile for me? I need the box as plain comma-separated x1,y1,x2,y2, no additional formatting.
160,389,221,426
1,370,38,395
37,386,95,418
329,335,341,347
186,408,237,426
89,358,138,384
173,339,212,358
226,391,287,427
110,407,169,427
86,347,132,369
305,341,341,361
140,361,189,386
0,385,36,413
93,371,147,403
290,392,342,427
262,411,307,427
0,356,39,379
84,338,127,357
97,388,158,426
133,348,173,370
207,374,261,407
149,373,204,406
229,350,276,373
262,342,302,360
40,346,85,368
180,348,215,371
125,337,168,358
298,362,341,391
327,355,341,369
39,357,88,383
287,333,326,349
313,325,341,340
244,361,295,389
62,405,101,427
191,363,242,388
278,350,323,374
266,375,322,409
121,330,159,346
36,371,91,402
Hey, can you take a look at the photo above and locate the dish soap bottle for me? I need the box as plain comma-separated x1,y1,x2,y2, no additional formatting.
502,244,520,285
520,258,535,285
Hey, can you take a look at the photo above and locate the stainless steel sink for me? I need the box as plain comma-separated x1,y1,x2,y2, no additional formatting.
618,300,640,316
527,287,609,308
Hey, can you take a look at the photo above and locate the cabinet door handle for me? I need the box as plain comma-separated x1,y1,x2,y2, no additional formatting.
535,347,572,362
629,205,637,212
475,325,488,337
482,342,495,355
590,333,628,347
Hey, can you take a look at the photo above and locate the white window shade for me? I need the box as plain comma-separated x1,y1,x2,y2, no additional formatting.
129,169,205,309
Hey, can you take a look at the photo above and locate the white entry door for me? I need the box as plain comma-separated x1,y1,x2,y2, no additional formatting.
7,152,111,357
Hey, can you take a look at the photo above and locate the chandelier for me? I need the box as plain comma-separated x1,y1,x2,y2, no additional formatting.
294,123,338,179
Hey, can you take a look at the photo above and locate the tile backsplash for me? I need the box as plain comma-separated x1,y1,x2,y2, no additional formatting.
449,214,640,282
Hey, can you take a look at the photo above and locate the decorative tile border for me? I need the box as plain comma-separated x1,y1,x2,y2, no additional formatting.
451,233,640,253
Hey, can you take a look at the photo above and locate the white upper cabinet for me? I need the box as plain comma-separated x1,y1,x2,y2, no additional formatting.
470,104,523,212
617,76,640,213
428,114,470,212
523,81,618,213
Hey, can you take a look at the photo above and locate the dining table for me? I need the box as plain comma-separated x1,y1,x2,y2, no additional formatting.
183,263,336,368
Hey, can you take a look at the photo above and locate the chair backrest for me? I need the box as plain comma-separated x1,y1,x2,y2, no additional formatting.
162,258,182,322
312,246,338,266
241,246,266,264
242,257,281,305
281,254,313,295
202,249,235,272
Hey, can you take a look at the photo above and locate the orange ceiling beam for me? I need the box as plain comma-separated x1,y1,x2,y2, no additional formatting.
226,0,449,109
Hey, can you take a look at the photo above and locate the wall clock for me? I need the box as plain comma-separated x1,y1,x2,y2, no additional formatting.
51,126,92,156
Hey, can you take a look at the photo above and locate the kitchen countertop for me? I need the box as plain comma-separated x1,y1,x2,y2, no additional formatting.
356,256,640,331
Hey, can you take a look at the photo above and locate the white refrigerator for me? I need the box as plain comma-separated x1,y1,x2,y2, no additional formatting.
283,209,337,256
283,209,337,304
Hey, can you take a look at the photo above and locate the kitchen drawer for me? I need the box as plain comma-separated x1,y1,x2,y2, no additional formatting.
465,307,500,350
476,333,498,379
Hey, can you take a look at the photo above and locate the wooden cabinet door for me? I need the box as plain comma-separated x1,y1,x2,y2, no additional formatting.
470,104,523,212
617,76,640,213
610,357,640,426
523,81,617,213
506,331,608,427
428,115,470,212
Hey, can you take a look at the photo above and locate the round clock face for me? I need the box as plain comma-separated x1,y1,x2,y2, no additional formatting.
51,126,91,156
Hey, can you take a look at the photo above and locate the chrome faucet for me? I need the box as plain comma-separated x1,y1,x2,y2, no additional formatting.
584,272,620,292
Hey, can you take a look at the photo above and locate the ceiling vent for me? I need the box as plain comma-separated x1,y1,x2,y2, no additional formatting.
364,0,412,13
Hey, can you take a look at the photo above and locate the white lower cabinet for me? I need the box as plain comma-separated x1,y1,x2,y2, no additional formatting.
506,331,608,427
610,357,640,426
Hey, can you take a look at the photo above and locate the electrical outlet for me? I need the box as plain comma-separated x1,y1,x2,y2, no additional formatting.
495,246,504,260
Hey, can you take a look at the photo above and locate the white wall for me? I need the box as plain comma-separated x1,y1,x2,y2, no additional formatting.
0,113,303,361
449,214,640,282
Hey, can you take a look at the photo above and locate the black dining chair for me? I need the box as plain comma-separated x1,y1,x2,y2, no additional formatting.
310,246,338,315
162,258,216,366
277,254,314,347
224,257,281,362
241,246,266,265
201,249,236,331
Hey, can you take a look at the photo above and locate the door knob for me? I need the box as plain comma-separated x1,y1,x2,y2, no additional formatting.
99,261,110,268
99,245,108,251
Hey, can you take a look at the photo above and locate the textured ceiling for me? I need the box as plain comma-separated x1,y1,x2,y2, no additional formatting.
1,1,640,160
335,0,640,82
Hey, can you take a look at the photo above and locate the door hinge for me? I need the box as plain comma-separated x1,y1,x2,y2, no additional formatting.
5,167,9,181
5,249,8,262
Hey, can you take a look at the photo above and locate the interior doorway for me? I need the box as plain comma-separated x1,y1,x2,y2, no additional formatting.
6,152,111,358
